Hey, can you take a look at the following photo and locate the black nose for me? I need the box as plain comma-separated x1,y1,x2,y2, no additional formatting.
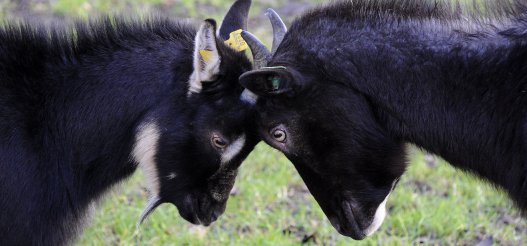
197,198,226,226
174,192,228,226
198,206,222,226
211,207,221,222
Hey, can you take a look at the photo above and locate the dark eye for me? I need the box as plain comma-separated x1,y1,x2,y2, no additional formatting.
271,128,287,143
211,135,228,149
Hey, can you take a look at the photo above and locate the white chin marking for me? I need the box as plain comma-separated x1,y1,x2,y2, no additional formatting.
221,134,246,164
365,194,390,236
132,122,161,196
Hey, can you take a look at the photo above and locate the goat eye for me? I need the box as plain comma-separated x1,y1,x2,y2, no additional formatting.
271,129,287,143
211,135,228,149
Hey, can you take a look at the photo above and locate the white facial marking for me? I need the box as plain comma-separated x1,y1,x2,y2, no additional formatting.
132,122,161,196
365,193,390,236
166,172,177,180
240,89,258,104
220,134,246,164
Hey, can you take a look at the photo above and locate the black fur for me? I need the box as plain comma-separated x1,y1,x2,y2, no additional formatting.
0,2,257,245
240,0,527,240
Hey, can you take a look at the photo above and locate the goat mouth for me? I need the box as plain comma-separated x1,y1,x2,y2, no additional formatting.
175,193,225,226
329,201,367,240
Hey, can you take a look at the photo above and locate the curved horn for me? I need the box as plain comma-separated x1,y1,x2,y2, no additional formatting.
219,0,252,40
137,196,162,227
241,31,271,70
265,8,287,54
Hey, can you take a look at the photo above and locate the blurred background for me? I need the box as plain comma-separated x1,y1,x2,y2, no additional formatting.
1,0,526,245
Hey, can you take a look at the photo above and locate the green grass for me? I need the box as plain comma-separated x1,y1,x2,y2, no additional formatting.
1,0,526,244
78,144,527,245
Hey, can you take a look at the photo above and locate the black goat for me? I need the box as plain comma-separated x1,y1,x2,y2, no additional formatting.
0,0,258,245
240,0,527,240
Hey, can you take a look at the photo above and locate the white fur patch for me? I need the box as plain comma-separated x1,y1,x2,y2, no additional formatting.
365,193,390,236
240,89,258,104
132,122,161,196
166,172,177,180
221,134,246,164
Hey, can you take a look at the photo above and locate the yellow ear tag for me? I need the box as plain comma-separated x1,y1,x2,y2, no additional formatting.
224,29,248,52
199,49,213,62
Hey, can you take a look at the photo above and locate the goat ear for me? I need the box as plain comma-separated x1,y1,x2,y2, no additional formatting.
218,0,251,40
239,67,293,96
188,20,221,95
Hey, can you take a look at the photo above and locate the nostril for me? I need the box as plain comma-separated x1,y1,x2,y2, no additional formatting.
211,207,221,222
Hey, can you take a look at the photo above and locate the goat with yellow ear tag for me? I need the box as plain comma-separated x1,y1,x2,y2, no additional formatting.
0,0,259,245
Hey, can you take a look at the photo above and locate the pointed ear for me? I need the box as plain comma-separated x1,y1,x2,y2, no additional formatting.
188,20,222,95
239,67,294,96
218,0,251,40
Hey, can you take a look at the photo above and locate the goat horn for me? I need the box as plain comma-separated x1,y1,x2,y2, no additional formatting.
137,196,162,227
265,8,287,54
241,30,271,69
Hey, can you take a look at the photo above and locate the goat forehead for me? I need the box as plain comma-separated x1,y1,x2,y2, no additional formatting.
201,102,251,123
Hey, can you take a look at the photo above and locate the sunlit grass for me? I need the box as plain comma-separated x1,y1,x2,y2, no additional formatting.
1,0,525,244
79,144,527,245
